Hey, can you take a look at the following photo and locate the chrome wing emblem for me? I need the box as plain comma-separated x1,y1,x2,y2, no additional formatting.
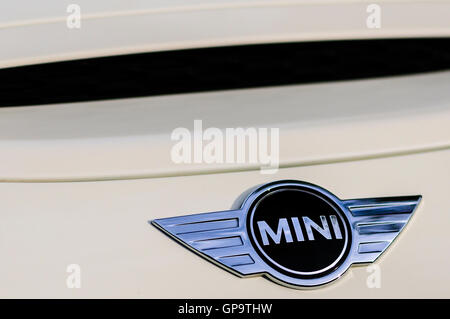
152,180,421,288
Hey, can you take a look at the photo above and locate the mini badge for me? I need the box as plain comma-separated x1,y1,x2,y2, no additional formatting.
152,180,421,288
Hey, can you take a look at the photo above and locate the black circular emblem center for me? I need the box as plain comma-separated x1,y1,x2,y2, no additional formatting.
248,186,351,279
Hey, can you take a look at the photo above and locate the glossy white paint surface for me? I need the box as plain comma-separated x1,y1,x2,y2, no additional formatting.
0,149,448,298
0,71,449,297
0,71,449,181
1,0,450,68
0,0,449,298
